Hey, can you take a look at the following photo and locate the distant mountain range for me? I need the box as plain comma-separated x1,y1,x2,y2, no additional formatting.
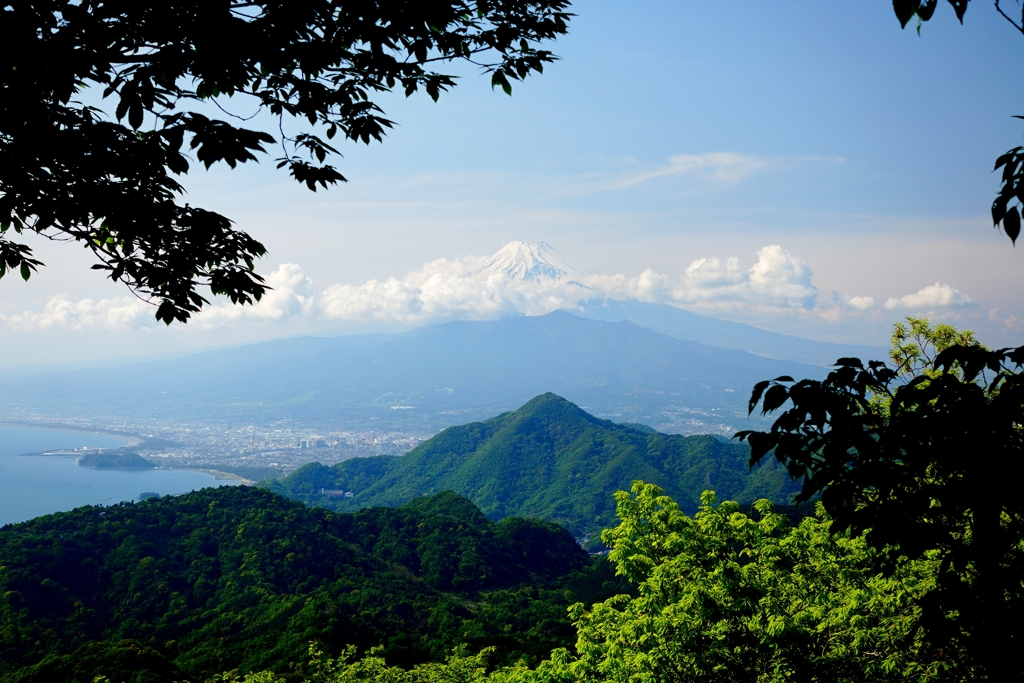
0,311,831,433
0,241,887,432
575,299,884,366
267,393,800,544
0,240,886,436
474,241,884,366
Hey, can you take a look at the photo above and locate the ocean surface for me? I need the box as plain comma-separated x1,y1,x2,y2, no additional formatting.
0,425,235,526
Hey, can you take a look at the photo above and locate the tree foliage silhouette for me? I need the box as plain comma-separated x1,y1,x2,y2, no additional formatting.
0,1,570,322
894,0,1024,245
738,336,1024,680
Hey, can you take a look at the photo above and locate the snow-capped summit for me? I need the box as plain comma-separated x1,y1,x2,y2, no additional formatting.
477,241,592,281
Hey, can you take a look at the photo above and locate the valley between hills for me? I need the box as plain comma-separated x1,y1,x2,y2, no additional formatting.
267,393,799,546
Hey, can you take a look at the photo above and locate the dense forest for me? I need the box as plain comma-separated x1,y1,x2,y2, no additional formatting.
268,394,799,546
0,487,628,683
5,319,1021,682
1,482,949,683
121,482,959,683
22,481,950,683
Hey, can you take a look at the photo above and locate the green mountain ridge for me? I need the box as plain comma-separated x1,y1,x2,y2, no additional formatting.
268,393,799,542
0,487,623,683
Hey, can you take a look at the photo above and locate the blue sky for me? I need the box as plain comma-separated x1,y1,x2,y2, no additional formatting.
2,0,1023,367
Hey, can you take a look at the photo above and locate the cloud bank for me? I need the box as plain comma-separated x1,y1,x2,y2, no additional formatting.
2,294,153,331
884,283,974,310
1,243,975,332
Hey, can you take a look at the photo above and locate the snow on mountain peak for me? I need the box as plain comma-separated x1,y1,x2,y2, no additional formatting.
477,241,593,281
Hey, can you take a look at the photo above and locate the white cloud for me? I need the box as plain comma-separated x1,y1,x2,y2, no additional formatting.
5,244,976,335
1,294,153,330
1,263,317,331
599,153,846,192
671,245,818,311
847,296,876,310
311,245,825,323
197,263,316,326
320,257,597,323
616,152,774,188
883,283,974,310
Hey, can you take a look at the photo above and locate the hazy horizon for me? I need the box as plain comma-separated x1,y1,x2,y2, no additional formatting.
2,1,1021,367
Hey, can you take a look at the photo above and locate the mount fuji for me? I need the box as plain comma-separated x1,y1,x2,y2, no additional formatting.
472,241,882,366
475,241,593,282
0,242,886,433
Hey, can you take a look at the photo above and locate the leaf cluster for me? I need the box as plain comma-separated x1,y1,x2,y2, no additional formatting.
0,0,570,322
892,0,968,31
478,483,950,683
215,643,499,683
887,316,982,382
737,340,1024,679
890,0,1024,245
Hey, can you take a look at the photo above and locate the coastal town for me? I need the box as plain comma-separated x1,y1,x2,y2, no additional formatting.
4,416,430,480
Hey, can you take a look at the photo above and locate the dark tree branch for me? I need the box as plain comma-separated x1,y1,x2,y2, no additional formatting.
994,0,1024,33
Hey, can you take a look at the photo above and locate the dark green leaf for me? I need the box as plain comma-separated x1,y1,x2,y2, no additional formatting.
762,384,791,414
917,0,938,20
1004,206,1021,244
993,196,1008,226
893,0,919,28
748,380,770,414
128,102,144,130
995,152,1014,170
946,0,968,22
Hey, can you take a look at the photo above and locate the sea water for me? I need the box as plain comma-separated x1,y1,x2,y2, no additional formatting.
0,425,235,526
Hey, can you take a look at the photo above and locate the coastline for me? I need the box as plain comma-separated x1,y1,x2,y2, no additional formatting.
0,420,140,447
186,469,254,485
19,450,108,457
14,456,252,485
2,424,256,486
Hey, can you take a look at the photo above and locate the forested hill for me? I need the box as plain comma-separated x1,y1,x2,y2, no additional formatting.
0,487,622,683
267,393,799,543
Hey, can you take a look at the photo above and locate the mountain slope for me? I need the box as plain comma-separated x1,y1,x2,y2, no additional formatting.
0,312,825,433
267,394,799,541
473,241,882,365
476,241,593,281
577,299,884,366
0,487,610,682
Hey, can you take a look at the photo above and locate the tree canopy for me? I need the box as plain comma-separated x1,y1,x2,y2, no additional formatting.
550,484,950,683
267,393,799,546
223,483,954,683
0,0,570,322
0,486,625,682
738,322,1024,680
